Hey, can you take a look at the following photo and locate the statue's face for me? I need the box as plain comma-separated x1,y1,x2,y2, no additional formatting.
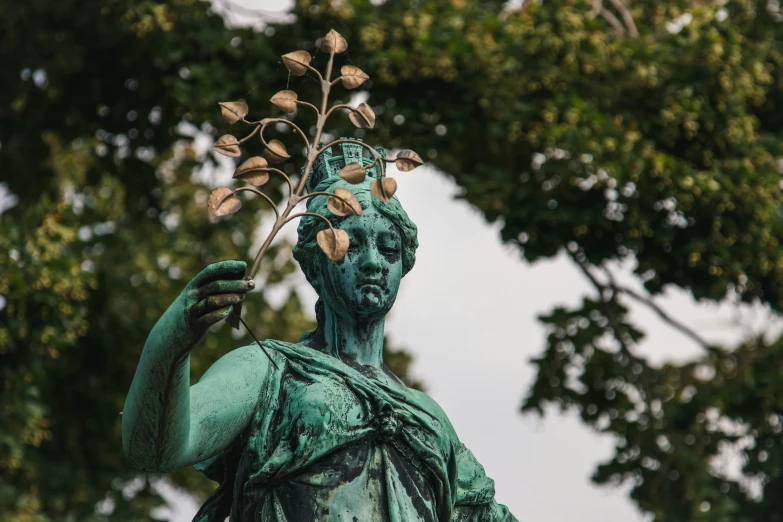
318,206,403,321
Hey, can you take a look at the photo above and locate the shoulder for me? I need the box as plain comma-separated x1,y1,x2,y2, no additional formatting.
198,343,279,387
409,388,459,440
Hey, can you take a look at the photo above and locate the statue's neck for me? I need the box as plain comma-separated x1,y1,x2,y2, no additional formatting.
321,303,385,367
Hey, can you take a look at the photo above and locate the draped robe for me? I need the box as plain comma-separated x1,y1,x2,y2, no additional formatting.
192,340,518,522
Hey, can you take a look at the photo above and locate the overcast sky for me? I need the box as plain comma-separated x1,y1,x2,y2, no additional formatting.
157,2,782,520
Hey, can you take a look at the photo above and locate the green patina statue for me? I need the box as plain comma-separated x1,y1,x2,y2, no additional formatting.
121,30,518,522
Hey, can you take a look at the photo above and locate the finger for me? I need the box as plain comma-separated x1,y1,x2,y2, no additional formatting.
193,293,244,317
197,278,255,299
197,305,235,328
192,260,247,287
202,293,245,311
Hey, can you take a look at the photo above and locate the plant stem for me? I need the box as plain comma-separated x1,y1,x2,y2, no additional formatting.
248,49,337,279
233,187,279,220
284,211,334,227
258,118,310,153
324,103,354,120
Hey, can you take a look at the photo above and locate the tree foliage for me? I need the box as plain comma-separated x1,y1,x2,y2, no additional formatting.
3,0,783,521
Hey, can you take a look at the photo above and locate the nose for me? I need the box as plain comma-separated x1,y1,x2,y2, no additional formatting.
358,245,382,275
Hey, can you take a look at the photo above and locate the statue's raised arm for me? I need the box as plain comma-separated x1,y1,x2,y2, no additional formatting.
121,260,270,472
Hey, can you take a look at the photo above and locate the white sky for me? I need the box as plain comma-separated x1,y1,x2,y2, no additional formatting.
159,2,783,520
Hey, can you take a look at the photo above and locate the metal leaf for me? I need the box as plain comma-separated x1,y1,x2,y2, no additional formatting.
317,228,350,262
212,134,241,157
263,139,290,164
233,156,270,186
340,65,369,89
218,101,248,124
327,187,362,217
348,103,375,130
282,50,312,76
370,178,397,203
337,162,367,184
270,90,298,113
394,150,424,172
320,29,348,54
208,187,242,218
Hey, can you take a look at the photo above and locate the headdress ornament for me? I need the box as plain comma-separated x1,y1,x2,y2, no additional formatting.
307,139,386,192
199,28,425,359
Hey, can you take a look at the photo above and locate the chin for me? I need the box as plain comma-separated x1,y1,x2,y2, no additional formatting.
350,286,396,318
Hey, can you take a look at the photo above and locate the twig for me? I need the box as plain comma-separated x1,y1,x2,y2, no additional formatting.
619,285,715,352
324,103,355,120
237,124,261,144
569,252,639,358
607,0,639,37
261,168,293,197
568,249,652,400
284,211,334,228
257,118,310,153
598,266,715,352
295,100,320,115
232,187,279,220
589,0,633,38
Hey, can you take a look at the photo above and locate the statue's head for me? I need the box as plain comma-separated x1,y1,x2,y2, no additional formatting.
293,141,418,342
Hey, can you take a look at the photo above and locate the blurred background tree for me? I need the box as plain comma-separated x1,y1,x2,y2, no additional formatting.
2,0,783,521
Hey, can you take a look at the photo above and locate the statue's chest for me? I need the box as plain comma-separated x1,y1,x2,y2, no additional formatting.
275,372,370,436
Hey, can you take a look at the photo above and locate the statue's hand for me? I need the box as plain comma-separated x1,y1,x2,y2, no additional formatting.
179,260,254,346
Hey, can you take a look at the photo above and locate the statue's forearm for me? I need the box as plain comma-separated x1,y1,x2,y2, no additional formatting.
122,299,197,472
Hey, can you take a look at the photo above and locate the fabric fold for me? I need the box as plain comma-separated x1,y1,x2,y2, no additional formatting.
192,340,518,522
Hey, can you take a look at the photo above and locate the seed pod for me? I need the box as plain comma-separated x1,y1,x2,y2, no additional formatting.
327,188,362,217
317,228,350,262
233,157,270,186
338,162,367,184
282,50,312,76
340,65,369,89
394,150,424,172
270,90,298,113
370,178,397,202
218,102,248,124
348,103,375,129
320,29,348,53
263,139,290,164
212,135,241,157
208,187,242,218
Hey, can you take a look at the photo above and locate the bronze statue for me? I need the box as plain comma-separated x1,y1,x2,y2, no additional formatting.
122,30,518,522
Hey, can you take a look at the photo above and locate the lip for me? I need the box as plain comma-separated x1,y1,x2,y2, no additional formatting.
358,281,383,289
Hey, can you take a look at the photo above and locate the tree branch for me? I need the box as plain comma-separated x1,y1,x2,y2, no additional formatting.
569,251,642,360
602,270,717,353
607,0,639,37
589,0,637,38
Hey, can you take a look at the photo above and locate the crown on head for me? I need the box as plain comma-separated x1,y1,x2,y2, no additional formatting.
306,138,386,192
